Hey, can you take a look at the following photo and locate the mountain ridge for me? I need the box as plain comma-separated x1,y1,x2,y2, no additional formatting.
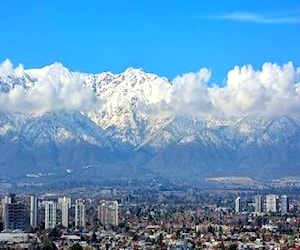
1,63,300,181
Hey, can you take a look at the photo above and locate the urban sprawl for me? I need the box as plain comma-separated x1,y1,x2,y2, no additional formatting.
0,182,300,249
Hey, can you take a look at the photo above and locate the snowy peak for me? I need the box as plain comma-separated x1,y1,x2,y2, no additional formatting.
1,61,300,180
82,67,173,145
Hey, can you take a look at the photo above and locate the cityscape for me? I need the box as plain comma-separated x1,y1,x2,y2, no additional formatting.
0,180,300,249
1,0,300,249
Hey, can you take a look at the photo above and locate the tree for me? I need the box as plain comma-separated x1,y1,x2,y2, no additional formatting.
228,243,238,250
71,243,83,250
91,231,97,243
157,233,164,245
41,240,57,250
48,227,62,241
219,241,225,250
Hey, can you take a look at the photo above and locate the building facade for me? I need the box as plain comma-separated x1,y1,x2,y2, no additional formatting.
58,197,71,228
75,199,85,229
3,203,28,231
30,196,38,229
266,194,278,213
254,195,263,213
44,201,57,230
280,195,289,214
98,200,118,226
235,197,241,214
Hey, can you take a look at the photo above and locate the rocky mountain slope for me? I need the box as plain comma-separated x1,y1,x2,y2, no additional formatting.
1,63,300,181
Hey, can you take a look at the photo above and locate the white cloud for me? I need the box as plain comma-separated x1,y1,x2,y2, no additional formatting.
1,59,299,117
211,62,300,115
206,11,300,24
0,59,14,76
152,62,300,117
170,68,214,114
146,68,215,116
0,60,97,113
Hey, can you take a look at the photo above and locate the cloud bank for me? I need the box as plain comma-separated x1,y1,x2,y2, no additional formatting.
0,59,97,113
154,62,300,116
0,59,299,117
210,62,300,115
164,68,213,115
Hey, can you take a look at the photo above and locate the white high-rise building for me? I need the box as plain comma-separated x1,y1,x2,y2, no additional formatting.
44,201,57,229
75,199,85,229
235,197,241,214
266,195,278,213
254,195,263,213
3,195,12,204
98,200,119,226
280,195,289,214
58,197,71,228
108,201,118,226
98,200,107,225
30,196,38,228
2,196,11,225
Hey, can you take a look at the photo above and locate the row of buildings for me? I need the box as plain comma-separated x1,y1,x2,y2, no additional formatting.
235,194,289,214
1,194,118,231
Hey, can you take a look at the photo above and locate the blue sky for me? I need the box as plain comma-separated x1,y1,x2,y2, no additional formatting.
0,0,300,83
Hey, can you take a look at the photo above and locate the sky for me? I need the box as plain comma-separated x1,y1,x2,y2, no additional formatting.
0,0,300,84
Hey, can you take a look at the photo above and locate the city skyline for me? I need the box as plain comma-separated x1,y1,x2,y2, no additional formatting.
0,187,298,249
0,1,300,248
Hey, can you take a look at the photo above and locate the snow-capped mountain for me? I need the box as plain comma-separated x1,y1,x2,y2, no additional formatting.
1,63,300,181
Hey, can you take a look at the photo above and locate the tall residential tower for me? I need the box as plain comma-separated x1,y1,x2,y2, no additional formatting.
98,200,119,226
44,201,57,229
30,195,38,228
75,199,86,229
58,197,71,228
254,195,263,213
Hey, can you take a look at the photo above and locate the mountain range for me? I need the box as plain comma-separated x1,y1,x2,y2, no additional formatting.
1,63,300,182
